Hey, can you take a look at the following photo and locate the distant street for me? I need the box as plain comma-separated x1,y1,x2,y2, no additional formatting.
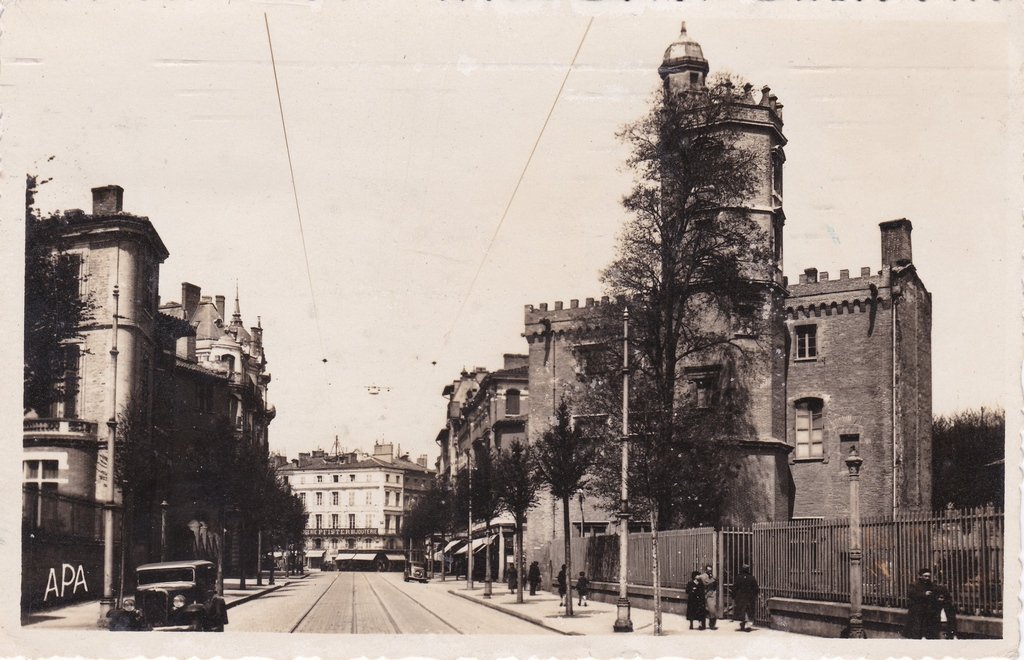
228,572,556,634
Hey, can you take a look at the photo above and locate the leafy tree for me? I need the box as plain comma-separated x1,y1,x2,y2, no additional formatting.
932,407,1004,510
534,397,600,616
495,439,540,604
582,77,771,633
404,479,456,577
24,173,94,415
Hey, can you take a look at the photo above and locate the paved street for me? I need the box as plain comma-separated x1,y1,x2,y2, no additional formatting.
228,572,555,634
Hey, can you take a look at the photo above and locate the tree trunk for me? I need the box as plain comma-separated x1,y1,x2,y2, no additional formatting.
651,508,661,635
484,522,493,598
562,495,574,616
256,529,263,586
516,520,525,604
239,518,246,590
441,535,447,581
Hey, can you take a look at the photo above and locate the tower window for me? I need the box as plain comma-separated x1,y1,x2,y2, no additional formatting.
794,399,824,459
689,72,699,84
795,325,817,360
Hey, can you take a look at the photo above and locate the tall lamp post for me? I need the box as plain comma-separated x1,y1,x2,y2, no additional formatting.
466,448,475,591
846,446,866,638
159,500,169,562
613,307,633,633
97,283,121,627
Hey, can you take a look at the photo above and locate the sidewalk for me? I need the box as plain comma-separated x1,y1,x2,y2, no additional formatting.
443,580,794,638
21,574,309,629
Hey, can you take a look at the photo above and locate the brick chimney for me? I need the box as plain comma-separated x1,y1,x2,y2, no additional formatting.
91,185,124,215
215,295,226,321
803,267,818,283
880,219,913,267
417,454,428,468
181,282,201,321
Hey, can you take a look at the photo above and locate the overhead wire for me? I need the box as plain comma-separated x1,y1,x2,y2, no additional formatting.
439,17,595,354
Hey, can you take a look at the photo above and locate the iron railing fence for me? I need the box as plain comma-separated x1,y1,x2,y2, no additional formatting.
752,506,1003,618
22,487,118,543
538,506,1002,621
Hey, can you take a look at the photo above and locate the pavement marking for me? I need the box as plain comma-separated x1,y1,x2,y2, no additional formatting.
289,573,339,633
373,576,462,634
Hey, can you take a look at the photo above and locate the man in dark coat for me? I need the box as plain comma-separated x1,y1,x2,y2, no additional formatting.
556,564,568,607
731,564,760,631
904,568,957,639
685,570,707,630
507,564,517,594
527,561,542,596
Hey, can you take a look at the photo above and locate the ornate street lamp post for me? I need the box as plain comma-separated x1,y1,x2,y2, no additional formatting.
846,446,866,638
613,307,633,633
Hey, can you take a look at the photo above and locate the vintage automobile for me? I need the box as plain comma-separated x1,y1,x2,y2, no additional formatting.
404,561,428,583
108,559,228,631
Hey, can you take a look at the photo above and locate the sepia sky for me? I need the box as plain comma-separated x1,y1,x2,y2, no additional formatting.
2,1,1021,467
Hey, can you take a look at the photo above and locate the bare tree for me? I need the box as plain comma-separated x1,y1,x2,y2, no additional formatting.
495,440,540,604
534,397,600,616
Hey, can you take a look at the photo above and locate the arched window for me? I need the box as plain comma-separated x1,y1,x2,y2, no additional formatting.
505,389,521,416
313,538,323,550
346,538,355,549
363,538,373,549
330,538,338,548
794,398,824,459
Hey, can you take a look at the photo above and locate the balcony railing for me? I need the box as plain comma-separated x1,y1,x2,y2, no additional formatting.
24,418,99,436
304,527,381,536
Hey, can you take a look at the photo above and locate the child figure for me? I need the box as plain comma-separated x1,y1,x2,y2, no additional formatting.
576,571,590,607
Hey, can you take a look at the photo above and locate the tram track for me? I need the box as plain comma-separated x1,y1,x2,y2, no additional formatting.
288,573,340,633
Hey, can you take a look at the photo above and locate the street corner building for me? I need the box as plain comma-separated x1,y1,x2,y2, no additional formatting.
274,443,435,572
22,185,275,614
519,25,932,553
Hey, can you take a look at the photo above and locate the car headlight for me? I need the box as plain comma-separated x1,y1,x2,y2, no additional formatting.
172,595,186,609
122,597,136,612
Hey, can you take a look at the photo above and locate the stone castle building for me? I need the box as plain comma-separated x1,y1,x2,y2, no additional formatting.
519,25,932,554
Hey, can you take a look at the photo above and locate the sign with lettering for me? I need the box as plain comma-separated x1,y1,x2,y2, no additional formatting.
43,563,89,602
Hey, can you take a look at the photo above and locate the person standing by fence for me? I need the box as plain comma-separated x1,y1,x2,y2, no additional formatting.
904,568,957,639
698,564,720,629
731,564,759,632
686,570,707,630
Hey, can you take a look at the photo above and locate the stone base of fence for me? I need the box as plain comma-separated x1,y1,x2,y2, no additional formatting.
767,597,1002,639
586,581,691,616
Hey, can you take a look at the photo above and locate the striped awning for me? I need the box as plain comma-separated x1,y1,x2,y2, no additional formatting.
384,553,406,561
351,553,377,561
442,539,464,553
453,536,493,555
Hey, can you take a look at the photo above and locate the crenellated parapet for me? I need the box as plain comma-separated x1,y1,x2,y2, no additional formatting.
523,295,626,340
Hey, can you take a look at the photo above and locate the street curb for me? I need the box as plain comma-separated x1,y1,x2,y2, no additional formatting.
226,582,286,609
447,589,581,636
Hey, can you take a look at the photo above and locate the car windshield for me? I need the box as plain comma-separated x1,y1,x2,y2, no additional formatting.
137,567,195,585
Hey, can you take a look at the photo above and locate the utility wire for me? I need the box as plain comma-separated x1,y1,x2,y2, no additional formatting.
441,17,594,349
265,13,327,362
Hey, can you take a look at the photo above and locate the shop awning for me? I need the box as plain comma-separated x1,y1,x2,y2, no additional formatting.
351,553,377,561
453,536,494,555
305,550,326,558
384,553,406,562
433,550,445,561
442,539,464,553
334,553,356,561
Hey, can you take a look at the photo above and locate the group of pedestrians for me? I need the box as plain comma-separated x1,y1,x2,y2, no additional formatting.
685,564,759,632
506,561,544,595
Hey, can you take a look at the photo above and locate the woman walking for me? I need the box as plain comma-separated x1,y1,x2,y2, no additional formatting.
556,564,567,607
685,570,707,630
